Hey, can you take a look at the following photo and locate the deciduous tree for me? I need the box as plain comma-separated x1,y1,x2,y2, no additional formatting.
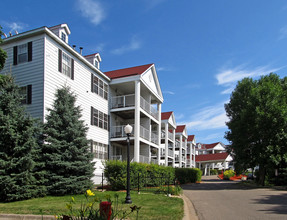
225,73,287,185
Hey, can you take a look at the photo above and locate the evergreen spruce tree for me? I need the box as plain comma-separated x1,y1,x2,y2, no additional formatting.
0,75,46,201
43,86,94,195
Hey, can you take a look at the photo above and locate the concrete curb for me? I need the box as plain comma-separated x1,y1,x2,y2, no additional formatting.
0,214,55,220
181,194,198,220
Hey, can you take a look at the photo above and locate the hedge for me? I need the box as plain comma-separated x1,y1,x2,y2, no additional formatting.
104,160,175,190
175,168,202,184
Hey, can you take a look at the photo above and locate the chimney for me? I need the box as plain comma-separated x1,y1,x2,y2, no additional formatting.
72,45,76,50
15,30,18,35
79,47,83,55
9,32,12,37
3,33,7,38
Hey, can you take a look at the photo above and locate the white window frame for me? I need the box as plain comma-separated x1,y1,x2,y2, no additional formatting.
18,43,28,64
62,52,71,78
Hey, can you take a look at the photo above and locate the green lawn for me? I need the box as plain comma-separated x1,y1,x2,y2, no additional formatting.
0,191,184,220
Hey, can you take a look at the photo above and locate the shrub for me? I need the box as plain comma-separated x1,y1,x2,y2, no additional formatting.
223,170,235,180
210,169,218,175
175,168,202,184
104,160,175,191
156,185,182,195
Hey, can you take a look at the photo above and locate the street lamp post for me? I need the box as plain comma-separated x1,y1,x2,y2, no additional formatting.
124,124,133,204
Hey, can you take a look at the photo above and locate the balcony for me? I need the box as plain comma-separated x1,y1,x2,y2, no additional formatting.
161,149,174,157
111,125,158,144
111,94,135,109
111,94,159,120
110,124,134,138
161,130,173,140
140,96,158,120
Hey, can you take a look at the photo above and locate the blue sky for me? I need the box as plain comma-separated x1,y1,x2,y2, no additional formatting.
2,0,287,144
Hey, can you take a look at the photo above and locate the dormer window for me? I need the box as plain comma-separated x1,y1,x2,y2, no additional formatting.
61,32,66,42
94,60,99,69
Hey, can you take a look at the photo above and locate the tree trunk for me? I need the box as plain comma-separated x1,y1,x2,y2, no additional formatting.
257,166,266,186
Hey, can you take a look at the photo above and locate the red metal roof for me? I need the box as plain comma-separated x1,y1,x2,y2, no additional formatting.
175,125,186,133
161,111,173,120
187,135,195,142
195,152,229,162
104,64,153,79
203,142,221,149
84,53,99,57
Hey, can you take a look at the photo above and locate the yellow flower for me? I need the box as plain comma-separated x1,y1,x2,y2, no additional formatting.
71,197,75,202
86,189,95,196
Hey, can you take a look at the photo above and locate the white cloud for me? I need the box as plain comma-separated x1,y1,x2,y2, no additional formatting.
175,113,184,121
216,64,282,95
111,36,141,55
279,26,287,40
2,21,27,33
179,102,228,131
76,0,105,25
163,91,175,95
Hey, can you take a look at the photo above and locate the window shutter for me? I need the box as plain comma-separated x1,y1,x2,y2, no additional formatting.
71,58,74,80
58,49,62,72
91,107,94,125
91,73,94,92
13,46,18,65
28,42,32,62
27,85,32,104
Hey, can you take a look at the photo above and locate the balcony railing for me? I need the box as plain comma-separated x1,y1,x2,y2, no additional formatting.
140,96,158,120
168,149,173,157
139,155,150,163
111,124,158,144
151,132,158,144
161,149,174,158
161,130,173,140
168,132,173,140
111,94,135,109
110,124,134,138
111,95,159,120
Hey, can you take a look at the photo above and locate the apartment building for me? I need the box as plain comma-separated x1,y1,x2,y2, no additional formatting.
160,111,176,167
105,64,163,165
174,125,188,168
195,142,233,175
187,135,196,168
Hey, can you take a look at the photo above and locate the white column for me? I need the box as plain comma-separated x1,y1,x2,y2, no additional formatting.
172,129,175,167
134,80,140,162
205,164,207,176
179,135,182,167
184,138,190,168
212,163,215,169
157,103,161,165
193,144,196,168
165,122,168,166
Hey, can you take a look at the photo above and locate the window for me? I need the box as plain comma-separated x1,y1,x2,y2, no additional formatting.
13,42,32,65
90,141,108,160
62,52,71,77
91,74,108,100
58,49,74,79
94,60,99,69
19,85,32,104
91,107,108,130
61,32,66,42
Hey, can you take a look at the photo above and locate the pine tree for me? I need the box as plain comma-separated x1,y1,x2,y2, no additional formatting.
43,86,94,195
0,75,46,201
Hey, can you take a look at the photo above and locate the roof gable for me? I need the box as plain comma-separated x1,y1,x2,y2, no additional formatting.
104,64,153,79
187,135,195,142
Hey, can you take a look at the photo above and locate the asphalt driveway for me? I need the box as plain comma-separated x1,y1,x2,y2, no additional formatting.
182,175,287,220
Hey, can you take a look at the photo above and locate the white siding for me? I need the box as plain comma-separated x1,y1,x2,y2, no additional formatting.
0,35,45,119
44,35,109,145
